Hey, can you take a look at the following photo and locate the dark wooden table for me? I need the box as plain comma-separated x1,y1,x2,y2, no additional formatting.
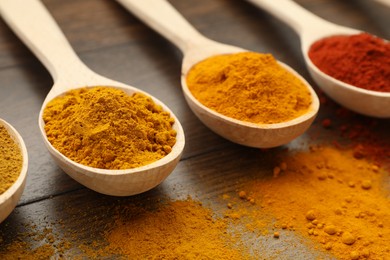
0,0,389,259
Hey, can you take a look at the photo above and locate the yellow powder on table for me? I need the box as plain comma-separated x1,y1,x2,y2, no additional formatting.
0,125,23,194
95,199,248,259
0,242,55,260
43,87,177,170
186,52,312,124
0,199,250,259
226,145,390,259
0,225,70,260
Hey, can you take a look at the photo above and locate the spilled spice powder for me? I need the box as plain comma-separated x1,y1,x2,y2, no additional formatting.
225,145,390,259
0,225,71,260
83,199,249,259
317,95,390,169
0,199,250,259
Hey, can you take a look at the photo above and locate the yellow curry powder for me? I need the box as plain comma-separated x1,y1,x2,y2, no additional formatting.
0,225,70,260
0,124,23,194
186,52,312,124
226,145,390,259
43,87,177,170
83,199,249,259
0,199,249,259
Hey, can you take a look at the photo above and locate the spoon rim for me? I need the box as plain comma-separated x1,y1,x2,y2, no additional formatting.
38,85,185,176
0,118,28,204
181,59,320,129
306,55,390,97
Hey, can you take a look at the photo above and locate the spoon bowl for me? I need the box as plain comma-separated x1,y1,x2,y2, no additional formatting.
0,0,185,196
181,43,319,147
38,84,184,196
0,119,28,223
116,0,319,148
247,0,390,118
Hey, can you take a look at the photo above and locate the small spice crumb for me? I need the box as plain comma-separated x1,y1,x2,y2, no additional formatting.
273,166,281,178
305,210,317,221
341,231,356,245
273,232,280,238
353,146,366,159
361,180,372,190
345,196,352,203
361,249,370,257
322,118,332,128
327,173,334,179
238,191,247,199
280,162,287,171
350,251,360,260
324,242,333,250
324,225,337,235
317,172,327,180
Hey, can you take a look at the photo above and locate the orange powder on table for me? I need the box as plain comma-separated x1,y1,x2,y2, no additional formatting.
0,199,250,259
226,145,390,259
82,199,250,259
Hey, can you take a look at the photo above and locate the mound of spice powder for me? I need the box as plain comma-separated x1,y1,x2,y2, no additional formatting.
225,145,390,260
308,33,390,92
86,199,249,259
43,87,177,170
186,52,313,124
0,124,23,194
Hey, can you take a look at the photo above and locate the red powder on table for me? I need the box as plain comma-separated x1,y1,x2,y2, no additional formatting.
308,33,390,92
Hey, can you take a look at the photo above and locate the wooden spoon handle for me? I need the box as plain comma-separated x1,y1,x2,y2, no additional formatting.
116,0,208,53
246,0,332,35
0,0,91,83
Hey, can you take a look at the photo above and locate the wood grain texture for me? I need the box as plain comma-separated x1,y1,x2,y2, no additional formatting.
0,0,389,258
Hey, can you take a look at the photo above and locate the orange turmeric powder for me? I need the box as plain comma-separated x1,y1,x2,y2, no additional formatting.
186,52,312,124
92,199,249,259
1,143,388,259
43,87,176,170
0,198,250,259
225,145,390,259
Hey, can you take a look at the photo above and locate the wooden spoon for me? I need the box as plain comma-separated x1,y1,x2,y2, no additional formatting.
0,0,185,196
247,0,390,118
116,0,319,148
0,119,28,223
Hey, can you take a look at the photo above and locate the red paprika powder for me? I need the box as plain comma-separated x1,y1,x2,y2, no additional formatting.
308,33,390,92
